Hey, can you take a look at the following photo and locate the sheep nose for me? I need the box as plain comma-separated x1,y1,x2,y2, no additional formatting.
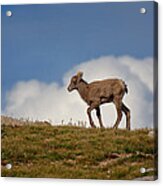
67,86,71,92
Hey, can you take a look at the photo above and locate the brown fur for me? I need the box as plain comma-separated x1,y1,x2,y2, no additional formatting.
67,72,130,130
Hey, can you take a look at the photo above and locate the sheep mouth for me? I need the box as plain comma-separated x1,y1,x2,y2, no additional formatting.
67,86,72,92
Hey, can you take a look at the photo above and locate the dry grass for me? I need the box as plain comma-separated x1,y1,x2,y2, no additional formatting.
1,116,158,180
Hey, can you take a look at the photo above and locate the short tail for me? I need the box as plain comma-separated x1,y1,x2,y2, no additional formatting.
124,83,128,94
122,80,128,94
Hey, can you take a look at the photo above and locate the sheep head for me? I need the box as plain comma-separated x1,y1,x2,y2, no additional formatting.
67,72,83,92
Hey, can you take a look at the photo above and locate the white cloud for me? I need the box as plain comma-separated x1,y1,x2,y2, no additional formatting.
4,56,154,129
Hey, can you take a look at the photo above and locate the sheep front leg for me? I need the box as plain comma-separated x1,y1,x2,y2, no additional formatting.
87,105,96,128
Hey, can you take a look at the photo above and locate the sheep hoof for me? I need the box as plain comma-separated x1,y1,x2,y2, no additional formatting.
91,123,96,128
113,125,118,130
100,125,105,129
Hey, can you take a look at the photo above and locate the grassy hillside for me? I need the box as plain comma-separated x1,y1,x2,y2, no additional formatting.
1,117,157,180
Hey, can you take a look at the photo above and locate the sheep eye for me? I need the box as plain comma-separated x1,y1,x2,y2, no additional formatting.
72,77,77,83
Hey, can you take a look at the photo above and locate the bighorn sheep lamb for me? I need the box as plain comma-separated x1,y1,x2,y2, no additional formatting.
67,72,130,130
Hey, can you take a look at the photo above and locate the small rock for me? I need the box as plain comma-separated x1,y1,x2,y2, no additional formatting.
134,176,157,181
44,121,51,125
108,153,120,159
66,159,76,165
148,130,155,138
83,165,88,168
146,168,155,173
107,170,111,174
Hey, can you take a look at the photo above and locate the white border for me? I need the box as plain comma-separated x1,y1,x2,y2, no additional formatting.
0,0,162,186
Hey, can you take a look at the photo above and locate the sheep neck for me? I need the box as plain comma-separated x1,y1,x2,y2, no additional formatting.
77,80,89,103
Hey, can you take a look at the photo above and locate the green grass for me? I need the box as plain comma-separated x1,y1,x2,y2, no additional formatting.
1,123,157,179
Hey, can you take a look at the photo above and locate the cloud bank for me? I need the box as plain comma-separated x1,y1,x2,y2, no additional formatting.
4,56,154,129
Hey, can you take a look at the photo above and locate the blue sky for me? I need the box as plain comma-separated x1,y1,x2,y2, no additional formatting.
2,1,155,110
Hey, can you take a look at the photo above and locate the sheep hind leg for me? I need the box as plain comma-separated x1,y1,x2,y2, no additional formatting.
87,105,96,128
96,107,104,128
122,102,131,130
113,98,122,130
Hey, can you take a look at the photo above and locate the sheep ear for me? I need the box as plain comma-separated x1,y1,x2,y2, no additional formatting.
76,72,83,82
77,71,83,78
